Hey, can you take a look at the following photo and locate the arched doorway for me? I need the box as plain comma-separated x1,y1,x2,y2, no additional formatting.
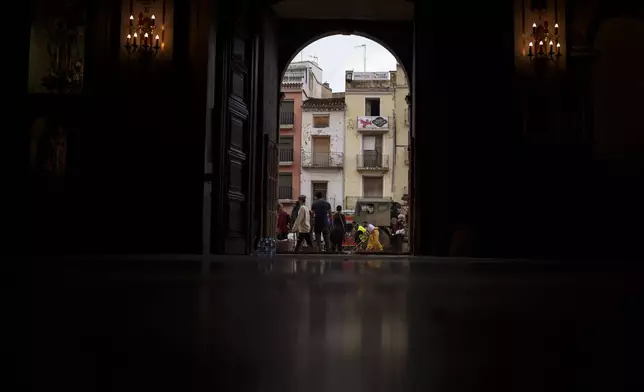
269,33,413,253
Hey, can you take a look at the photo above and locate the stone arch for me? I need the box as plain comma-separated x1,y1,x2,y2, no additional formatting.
277,20,413,85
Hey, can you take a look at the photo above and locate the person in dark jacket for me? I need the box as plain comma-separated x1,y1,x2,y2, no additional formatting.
311,191,332,251
330,205,347,253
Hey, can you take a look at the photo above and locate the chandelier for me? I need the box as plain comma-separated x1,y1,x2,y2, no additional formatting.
527,20,561,62
124,1,166,57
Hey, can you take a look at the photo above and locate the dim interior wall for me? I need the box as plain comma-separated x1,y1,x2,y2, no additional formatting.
591,16,644,166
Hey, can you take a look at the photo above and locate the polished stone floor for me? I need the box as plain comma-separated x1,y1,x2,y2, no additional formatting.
29,257,642,391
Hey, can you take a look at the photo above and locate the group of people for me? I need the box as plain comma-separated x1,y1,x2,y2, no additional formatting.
276,192,348,252
276,194,392,253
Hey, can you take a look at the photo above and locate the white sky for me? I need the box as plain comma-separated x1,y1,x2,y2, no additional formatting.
290,35,398,92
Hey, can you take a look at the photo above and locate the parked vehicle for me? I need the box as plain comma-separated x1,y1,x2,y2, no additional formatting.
352,198,402,251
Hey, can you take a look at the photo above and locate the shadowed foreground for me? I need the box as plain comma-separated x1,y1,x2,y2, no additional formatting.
30,257,642,391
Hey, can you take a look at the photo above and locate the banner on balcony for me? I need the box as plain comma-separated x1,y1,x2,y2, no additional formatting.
357,116,389,129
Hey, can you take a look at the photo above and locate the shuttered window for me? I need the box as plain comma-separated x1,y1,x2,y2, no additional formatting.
313,115,330,128
363,176,383,197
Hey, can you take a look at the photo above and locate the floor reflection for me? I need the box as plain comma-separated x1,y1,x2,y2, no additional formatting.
258,258,411,276
31,258,640,391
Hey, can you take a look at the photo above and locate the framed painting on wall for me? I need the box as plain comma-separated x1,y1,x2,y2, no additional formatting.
28,0,86,94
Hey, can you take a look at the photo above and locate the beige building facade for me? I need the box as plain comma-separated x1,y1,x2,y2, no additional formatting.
343,67,409,209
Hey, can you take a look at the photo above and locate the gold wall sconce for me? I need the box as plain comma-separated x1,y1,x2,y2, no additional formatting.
124,0,167,58
527,20,561,62
518,0,564,67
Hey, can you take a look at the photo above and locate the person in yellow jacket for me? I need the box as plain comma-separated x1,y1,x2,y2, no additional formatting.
353,222,369,250
365,224,383,252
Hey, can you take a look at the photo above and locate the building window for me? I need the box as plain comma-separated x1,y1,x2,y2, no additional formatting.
278,136,294,162
365,98,380,116
279,173,293,200
362,176,383,197
312,181,328,199
313,114,330,128
362,134,383,167
280,100,295,125
312,136,331,166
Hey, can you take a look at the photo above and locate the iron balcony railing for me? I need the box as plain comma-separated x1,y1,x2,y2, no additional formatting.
278,186,293,200
279,147,294,162
280,111,294,126
357,154,390,170
301,152,344,168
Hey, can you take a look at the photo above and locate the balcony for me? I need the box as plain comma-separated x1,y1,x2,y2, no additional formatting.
357,154,389,171
278,186,293,200
302,152,344,168
280,112,294,127
279,147,294,164
356,116,389,133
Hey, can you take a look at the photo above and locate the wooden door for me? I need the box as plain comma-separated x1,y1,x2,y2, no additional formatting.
211,6,257,254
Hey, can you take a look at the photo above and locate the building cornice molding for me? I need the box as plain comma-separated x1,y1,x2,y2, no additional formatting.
281,82,303,90
302,107,346,112
344,89,394,94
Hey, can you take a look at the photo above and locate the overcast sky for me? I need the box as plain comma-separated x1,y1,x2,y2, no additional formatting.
290,35,398,93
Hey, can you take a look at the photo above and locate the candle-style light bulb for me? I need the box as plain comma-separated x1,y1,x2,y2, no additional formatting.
532,22,537,35
528,42,533,55
132,32,137,45
144,32,149,45
556,42,561,55
151,15,156,27
554,23,559,35
129,15,134,27
539,40,544,53
155,34,160,47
